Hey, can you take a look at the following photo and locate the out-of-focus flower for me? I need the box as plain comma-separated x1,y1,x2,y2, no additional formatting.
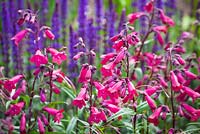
40,89,46,102
170,71,181,91
12,80,26,100
20,113,26,134
78,64,93,83
38,117,45,134
159,9,175,26
182,86,200,102
5,101,25,116
144,0,154,13
43,107,64,123
30,50,48,67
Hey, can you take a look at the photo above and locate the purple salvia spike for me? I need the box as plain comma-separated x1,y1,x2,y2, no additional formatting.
165,0,176,17
1,1,11,76
95,0,103,31
107,0,116,53
51,2,61,49
61,0,68,45
118,8,126,33
68,25,78,79
137,0,147,35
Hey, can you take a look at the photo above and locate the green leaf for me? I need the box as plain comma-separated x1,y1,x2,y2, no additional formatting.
137,102,148,113
66,117,78,134
107,108,135,122
77,119,89,126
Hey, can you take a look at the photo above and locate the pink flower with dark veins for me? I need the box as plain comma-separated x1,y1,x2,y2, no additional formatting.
30,50,48,67
5,101,25,116
170,71,182,91
182,86,200,102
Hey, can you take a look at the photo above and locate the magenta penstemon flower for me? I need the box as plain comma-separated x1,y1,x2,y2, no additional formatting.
144,0,154,13
3,74,24,92
145,94,157,112
159,9,175,26
47,47,67,65
170,71,182,91
30,50,48,67
11,28,32,46
127,12,145,24
43,29,55,40
5,101,25,116
88,107,107,124
72,87,88,109
43,107,64,123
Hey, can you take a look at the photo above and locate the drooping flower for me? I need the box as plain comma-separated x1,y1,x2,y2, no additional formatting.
127,12,145,24
20,113,26,134
30,50,48,67
5,101,25,116
4,74,24,92
182,86,200,102
183,69,197,80
41,114,49,126
43,29,55,40
88,107,107,124
72,87,88,109
103,103,120,113
43,107,64,123
145,94,157,112
148,105,170,126
38,117,45,134
40,89,46,102
47,47,67,65
78,64,93,83
159,9,175,26
144,0,154,13
170,71,181,91
11,29,31,46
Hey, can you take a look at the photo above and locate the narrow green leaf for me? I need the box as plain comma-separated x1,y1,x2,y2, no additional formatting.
66,117,77,134
137,102,148,113
107,108,135,122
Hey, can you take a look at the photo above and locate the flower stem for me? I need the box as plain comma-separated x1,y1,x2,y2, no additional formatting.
48,68,53,131
27,76,37,133
89,79,93,134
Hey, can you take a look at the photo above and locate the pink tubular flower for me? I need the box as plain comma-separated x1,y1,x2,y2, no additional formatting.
12,80,26,100
101,53,116,65
108,80,123,93
181,103,198,121
88,107,107,124
43,107,64,123
155,31,164,46
153,25,168,34
145,87,157,96
11,29,30,46
38,117,45,134
182,86,200,102
4,74,24,92
104,103,120,113
30,50,48,67
20,113,26,134
127,12,145,24
72,87,87,109
170,71,182,91
47,48,67,65
44,29,55,40
114,48,126,64
158,76,168,88
183,69,197,80
52,84,61,94
78,64,92,83
145,94,157,112
144,0,154,13
112,40,124,51
127,79,138,97
148,105,169,126
41,114,49,126
159,9,175,26
127,32,140,46
5,101,25,116
148,106,162,126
